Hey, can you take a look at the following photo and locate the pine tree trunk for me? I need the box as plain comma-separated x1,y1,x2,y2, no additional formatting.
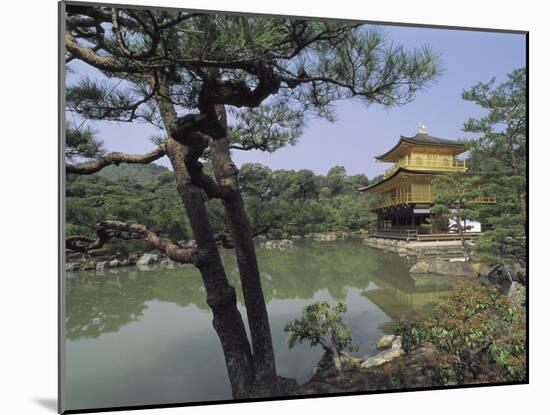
155,82,255,398
165,137,254,398
207,105,278,392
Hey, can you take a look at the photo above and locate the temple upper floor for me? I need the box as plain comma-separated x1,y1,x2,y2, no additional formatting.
375,125,467,179
382,152,467,178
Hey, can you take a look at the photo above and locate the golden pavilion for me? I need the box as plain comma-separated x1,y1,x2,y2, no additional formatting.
359,124,494,235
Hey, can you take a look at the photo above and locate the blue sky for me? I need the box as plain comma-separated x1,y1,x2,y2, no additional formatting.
67,24,526,179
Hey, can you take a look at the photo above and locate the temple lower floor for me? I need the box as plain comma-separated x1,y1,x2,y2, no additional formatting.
373,204,484,234
374,204,441,233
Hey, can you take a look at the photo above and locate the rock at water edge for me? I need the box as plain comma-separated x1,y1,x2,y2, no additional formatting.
376,334,396,351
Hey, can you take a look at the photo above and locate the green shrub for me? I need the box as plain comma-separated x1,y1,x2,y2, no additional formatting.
395,280,526,384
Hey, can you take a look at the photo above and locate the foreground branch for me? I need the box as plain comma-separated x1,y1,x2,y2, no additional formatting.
65,32,144,72
66,144,166,175
66,220,197,264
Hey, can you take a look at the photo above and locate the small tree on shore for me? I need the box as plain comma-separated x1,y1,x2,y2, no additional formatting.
284,302,356,372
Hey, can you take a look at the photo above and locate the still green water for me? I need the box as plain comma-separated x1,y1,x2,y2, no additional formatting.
64,240,458,410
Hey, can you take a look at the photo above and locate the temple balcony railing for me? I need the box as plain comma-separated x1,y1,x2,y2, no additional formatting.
369,192,496,210
383,158,467,178
471,196,497,204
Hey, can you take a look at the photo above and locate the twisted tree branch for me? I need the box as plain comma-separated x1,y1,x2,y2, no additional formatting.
65,32,145,73
66,144,166,175
66,220,198,264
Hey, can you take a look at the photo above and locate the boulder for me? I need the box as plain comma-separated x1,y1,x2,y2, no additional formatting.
96,261,109,271
409,261,431,274
310,232,337,241
137,253,159,266
486,262,526,285
278,239,294,249
264,239,294,250
65,263,80,272
361,336,404,368
109,259,120,268
264,240,277,249
507,281,526,307
376,335,396,351
160,258,175,269
361,348,404,369
307,231,349,241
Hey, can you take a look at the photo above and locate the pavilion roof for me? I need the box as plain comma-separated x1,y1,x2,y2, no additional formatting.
375,133,466,162
358,167,435,193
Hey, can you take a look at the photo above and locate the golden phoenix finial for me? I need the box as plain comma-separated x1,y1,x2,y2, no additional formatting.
418,122,427,134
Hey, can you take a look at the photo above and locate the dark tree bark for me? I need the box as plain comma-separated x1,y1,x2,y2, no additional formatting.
206,104,278,390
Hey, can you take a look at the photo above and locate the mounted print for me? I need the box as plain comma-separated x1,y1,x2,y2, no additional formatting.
59,1,528,413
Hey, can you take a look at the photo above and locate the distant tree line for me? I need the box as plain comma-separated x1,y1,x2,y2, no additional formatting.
239,164,373,237
66,162,375,250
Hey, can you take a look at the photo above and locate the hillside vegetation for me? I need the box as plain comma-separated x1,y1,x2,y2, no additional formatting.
66,163,375,253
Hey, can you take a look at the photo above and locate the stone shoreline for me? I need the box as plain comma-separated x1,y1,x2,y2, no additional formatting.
259,230,367,250
65,251,181,273
363,236,467,258
295,334,447,396
66,231,368,270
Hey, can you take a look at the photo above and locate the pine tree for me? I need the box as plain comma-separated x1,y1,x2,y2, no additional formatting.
462,68,526,264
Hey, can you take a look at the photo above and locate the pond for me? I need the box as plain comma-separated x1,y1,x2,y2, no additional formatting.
63,239,458,411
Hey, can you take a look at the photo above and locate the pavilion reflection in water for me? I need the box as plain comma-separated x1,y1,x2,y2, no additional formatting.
362,271,458,318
